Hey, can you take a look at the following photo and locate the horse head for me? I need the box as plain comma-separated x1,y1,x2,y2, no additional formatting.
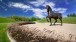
46,5,53,16
46,5,52,12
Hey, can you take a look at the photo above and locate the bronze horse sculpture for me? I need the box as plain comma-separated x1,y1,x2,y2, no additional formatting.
46,5,62,26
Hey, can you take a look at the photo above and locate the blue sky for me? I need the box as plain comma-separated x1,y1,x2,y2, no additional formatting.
0,0,76,18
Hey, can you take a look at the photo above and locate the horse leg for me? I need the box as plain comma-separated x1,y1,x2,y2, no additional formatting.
46,16,49,22
59,18,62,26
54,19,57,25
49,18,52,26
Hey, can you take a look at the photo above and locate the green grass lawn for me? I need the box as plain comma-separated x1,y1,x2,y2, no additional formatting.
0,17,23,42
0,17,16,42
62,17,76,24
0,23,10,42
0,17,12,42
0,17,15,23
37,17,76,24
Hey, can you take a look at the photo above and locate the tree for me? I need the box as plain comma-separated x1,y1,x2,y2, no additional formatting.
67,13,76,17
29,17,41,21
67,14,70,17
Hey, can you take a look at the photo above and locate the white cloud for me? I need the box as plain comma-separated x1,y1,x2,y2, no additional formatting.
31,8,47,18
0,5,7,11
30,0,55,8
8,1,67,18
43,2,55,8
53,8,67,13
42,1,67,13
9,2,32,10
30,0,67,18
8,2,47,18
30,0,46,7
4,8,7,11
0,0,2,2
58,8,67,13
30,0,67,13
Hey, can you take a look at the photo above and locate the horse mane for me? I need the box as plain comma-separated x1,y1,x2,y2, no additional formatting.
46,5,52,12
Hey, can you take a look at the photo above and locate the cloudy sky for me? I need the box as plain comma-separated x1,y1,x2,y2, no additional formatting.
0,0,76,18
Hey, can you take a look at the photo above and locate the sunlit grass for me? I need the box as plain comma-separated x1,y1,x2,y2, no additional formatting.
37,17,76,24
0,17,15,23
0,23,10,42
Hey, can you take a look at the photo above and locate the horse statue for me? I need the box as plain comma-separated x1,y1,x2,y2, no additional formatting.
46,5,62,26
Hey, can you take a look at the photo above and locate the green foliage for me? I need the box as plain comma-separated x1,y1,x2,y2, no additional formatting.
67,13,76,17
9,16,26,21
8,16,41,22
0,23,10,42
37,17,76,24
62,17,76,24
30,17,41,21
0,17,15,23
37,18,48,23
0,16,41,23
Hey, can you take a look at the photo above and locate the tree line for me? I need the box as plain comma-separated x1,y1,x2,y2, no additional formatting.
8,15,41,22
67,13,76,17
6,13,76,22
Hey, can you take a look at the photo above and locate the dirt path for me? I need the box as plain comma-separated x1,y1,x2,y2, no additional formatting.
7,22,76,42
23,22,76,36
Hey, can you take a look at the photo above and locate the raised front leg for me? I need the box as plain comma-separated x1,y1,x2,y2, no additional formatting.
46,16,49,22
49,18,52,26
